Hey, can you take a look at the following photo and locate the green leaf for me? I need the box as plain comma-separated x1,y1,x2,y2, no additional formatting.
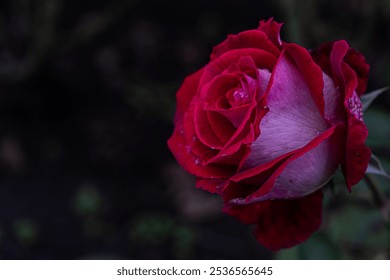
366,154,390,180
361,87,389,111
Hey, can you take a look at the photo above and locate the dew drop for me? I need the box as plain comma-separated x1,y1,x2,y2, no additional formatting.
263,105,269,110
192,136,197,142
347,92,363,121
232,88,250,105
194,158,201,165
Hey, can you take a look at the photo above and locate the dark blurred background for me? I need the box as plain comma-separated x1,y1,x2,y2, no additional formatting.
0,0,389,259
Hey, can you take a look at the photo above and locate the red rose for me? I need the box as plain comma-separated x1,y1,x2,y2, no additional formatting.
167,19,370,250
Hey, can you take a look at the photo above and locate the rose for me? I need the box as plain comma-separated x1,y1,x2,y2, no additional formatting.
167,19,370,250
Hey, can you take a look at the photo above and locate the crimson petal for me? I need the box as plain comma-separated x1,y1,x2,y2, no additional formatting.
224,190,323,251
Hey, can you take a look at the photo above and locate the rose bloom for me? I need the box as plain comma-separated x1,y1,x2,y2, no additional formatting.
167,19,370,250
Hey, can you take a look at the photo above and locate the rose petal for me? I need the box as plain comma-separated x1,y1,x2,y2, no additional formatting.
243,50,328,169
196,178,228,194
323,72,344,124
251,125,343,201
224,190,323,251
201,49,277,87
258,18,283,48
168,122,233,179
344,47,370,96
284,44,325,117
193,103,224,149
173,69,203,123
206,110,236,143
329,40,371,189
211,30,280,60
168,69,233,179
232,125,338,203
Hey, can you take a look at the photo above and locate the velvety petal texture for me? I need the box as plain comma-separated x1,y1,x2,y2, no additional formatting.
167,19,371,251
224,190,323,251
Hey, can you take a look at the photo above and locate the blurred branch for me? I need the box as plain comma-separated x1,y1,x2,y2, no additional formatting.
60,0,137,50
364,175,390,222
0,0,137,83
0,0,63,82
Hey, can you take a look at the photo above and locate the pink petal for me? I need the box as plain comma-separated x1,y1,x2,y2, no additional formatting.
243,50,328,169
284,44,325,117
252,125,343,201
323,72,344,124
232,125,338,203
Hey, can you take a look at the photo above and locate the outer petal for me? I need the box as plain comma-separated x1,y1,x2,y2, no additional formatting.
201,49,277,87
344,47,369,95
329,41,371,189
258,18,283,48
210,30,280,60
196,178,228,194
224,190,323,251
311,41,369,96
322,72,345,124
172,69,204,123
231,125,338,203
243,50,327,169
168,69,233,179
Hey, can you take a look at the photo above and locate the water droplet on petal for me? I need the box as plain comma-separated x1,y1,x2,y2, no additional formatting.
194,158,201,165
347,92,363,121
232,88,249,105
